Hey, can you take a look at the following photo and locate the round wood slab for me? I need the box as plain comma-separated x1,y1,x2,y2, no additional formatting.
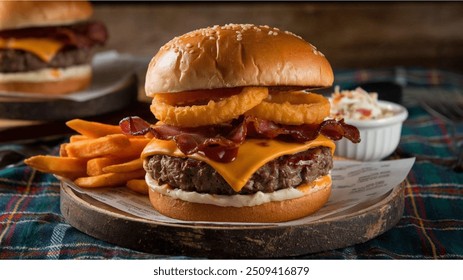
0,75,137,121
60,181,405,258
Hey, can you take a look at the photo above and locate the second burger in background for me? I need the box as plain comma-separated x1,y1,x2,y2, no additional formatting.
121,24,360,223
0,1,108,94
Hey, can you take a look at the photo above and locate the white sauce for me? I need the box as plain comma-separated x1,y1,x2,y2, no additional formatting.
0,64,90,82
146,173,326,207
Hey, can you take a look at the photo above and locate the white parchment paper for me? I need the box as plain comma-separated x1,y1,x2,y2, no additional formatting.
62,158,415,226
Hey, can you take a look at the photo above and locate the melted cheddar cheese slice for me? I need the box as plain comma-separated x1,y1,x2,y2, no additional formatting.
142,135,335,192
0,38,64,62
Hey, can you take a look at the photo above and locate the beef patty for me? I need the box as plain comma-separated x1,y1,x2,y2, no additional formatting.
0,48,93,73
145,146,333,195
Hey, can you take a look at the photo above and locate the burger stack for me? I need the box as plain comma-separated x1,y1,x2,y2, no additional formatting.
121,24,360,223
0,1,107,94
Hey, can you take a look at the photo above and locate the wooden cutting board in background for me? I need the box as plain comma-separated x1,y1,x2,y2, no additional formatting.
0,75,158,143
0,74,137,122
0,52,156,143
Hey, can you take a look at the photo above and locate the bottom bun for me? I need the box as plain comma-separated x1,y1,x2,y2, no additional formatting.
148,178,331,223
0,65,91,94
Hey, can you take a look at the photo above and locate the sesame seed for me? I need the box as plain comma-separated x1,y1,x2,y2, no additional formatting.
209,36,215,40
188,50,194,54
186,43,192,48
284,30,303,40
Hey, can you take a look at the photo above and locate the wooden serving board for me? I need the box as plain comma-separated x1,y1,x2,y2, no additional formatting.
0,75,137,121
60,181,406,258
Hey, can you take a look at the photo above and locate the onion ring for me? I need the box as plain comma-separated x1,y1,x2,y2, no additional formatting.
151,87,268,127
245,91,330,125
153,87,244,106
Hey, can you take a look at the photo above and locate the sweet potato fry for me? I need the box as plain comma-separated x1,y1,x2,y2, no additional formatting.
24,119,152,187
126,179,149,195
66,119,122,138
65,134,130,158
59,143,68,157
102,158,143,173
113,137,150,158
86,157,132,176
24,155,87,179
74,169,146,188
69,135,89,142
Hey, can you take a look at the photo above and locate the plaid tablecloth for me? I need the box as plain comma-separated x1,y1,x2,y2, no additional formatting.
1,68,462,259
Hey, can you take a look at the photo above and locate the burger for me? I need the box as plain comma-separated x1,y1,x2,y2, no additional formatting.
0,1,108,94
121,24,360,223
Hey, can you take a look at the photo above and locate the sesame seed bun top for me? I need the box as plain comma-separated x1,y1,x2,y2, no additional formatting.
0,1,93,30
145,23,334,96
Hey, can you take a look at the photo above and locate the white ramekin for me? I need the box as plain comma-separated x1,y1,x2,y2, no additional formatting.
334,100,408,161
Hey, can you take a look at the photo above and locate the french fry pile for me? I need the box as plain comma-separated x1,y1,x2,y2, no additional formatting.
24,119,150,195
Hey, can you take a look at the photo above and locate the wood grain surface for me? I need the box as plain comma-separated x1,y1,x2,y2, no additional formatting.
93,2,463,73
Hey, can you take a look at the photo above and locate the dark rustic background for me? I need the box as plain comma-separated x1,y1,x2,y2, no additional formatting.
92,2,463,73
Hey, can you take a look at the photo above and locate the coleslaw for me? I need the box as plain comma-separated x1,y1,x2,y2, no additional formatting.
330,86,393,120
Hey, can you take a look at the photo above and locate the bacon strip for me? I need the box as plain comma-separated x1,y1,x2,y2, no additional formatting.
150,122,244,162
0,21,108,49
120,116,361,163
119,116,151,136
243,116,360,144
